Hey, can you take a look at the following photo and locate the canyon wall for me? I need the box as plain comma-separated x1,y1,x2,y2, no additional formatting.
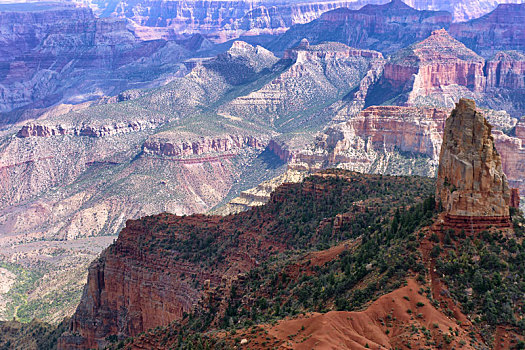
58,194,293,348
292,104,525,203
449,3,525,57
271,0,452,54
292,106,447,176
88,0,387,41
0,4,192,119
374,28,525,116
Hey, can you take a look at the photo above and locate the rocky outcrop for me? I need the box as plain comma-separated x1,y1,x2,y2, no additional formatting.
436,98,510,217
17,120,161,138
288,105,524,210
143,134,265,157
58,170,437,349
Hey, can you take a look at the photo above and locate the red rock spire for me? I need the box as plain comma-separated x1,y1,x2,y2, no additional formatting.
436,98,511,217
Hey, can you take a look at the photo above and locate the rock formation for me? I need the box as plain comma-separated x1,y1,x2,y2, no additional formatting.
485,51,525,90
0,3,193,120
218,41,385,129
436,98,511,219
86,0,386,42
450,3,525,57
293,106,448,176
271,0,453,54
375,28,486,107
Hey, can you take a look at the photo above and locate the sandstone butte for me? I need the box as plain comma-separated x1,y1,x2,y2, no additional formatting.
436,98,514,230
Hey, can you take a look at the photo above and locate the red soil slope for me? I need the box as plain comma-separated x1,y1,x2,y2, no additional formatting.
228,279,475,349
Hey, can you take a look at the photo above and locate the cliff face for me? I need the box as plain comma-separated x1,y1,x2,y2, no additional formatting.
0,4,192,119
368,28,525,116
143,134,264,157
380,29,486,105
287,105,525,209
88,0,386,42
293,106,448,176
271,0,453,54
436,98,510,217
485,51,525,90
449,3,525,57
59,211,281,349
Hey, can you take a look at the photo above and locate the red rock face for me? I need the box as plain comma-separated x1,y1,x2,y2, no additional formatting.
436,99,510,217
58,211,287,349
384,29,486,98
485,51,525,90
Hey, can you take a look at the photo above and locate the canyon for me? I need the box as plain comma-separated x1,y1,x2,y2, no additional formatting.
1,0,525,332
82,0,525,40
2,0,525,122
0,2,199,118
58,101,525,348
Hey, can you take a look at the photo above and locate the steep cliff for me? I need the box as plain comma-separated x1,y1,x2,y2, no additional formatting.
287,104,524,206
58,170,437,349
376,29,486,107
270,0,453,54
450,3,525,57
436,98,510,217
485,51,525,90
366,29,525,116
293,106,448,176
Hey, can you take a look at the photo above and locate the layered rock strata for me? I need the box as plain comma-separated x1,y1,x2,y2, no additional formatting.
436,99,511,225
0,4,192,119
380,29,486,107
272,0,453,54
449,3,525,57
88,0,386,42
292,106,448,175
